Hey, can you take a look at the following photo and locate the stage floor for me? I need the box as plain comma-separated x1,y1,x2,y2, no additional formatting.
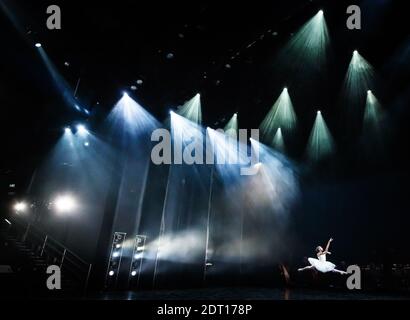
87,287,410,300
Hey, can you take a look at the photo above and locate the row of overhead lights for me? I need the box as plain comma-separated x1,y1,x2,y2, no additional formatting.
13,194,78,215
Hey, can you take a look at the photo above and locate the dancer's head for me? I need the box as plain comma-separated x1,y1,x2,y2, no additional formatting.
316,246,323,253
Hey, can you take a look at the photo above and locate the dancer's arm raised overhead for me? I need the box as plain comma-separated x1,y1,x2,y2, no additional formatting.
323,238,333,255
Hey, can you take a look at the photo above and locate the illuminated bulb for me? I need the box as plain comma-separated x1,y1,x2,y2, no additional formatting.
54,195,77,214
131,271,137,276
35,43,42,48
77,124,88,135
14,202,27,212
109,270,114,276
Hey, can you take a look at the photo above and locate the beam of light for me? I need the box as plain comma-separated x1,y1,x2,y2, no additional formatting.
107,93,159,137
176,93,202,124
35,46,87,113
272,127,285,153
0,0,26,35
249,140,298,216
170,111,204,164
342,50,376,104
224,113,238,138
53,194,78,214
207,127,254,169
146,230,205,264
364,90,383,132
306,111,335,162
260,87,297,142
275,10,330,76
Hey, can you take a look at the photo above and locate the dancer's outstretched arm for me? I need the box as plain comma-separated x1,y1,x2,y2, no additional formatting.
324,238,333,254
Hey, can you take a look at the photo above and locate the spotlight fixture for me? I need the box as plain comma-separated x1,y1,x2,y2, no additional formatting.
108,270,115,276
84,142,89,147
14,202,27,213
317,110,321,114
353,50,358,55
318,10,324,15
131,271,137,277
64,127,71,133
367,90,372,94
76,124,88,135
54,194,77,214
35,43,42,48
112,252,120,258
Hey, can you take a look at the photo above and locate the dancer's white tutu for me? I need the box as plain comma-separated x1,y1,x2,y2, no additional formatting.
308,254,336,273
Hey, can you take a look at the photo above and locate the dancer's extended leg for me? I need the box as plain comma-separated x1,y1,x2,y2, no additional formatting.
332,269,347,275
298,265,314,272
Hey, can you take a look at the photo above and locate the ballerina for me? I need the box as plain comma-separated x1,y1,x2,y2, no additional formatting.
298,238,347,274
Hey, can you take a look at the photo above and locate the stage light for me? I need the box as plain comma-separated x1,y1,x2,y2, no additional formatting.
108,94,159,136
112,251,120,258
108,270,114,276
115,244,121,249
76,124,88,135
276,10,330,74
64,127,71,133
343,50,375,106
35,43,41,48
260,87,297,139
131,271,137,277
364,90,383,131
84,142,89,147
272,127,285,152
14,201,27,212
176,94,202,124
224,113,238,138
306,111,335,162
317,110,321,114
54,194,77,214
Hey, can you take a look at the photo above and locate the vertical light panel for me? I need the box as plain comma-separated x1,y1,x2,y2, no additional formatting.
128,235,147,288
105,232,126,289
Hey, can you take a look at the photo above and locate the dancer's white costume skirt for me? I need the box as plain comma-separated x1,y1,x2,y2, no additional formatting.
308,257,336,273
